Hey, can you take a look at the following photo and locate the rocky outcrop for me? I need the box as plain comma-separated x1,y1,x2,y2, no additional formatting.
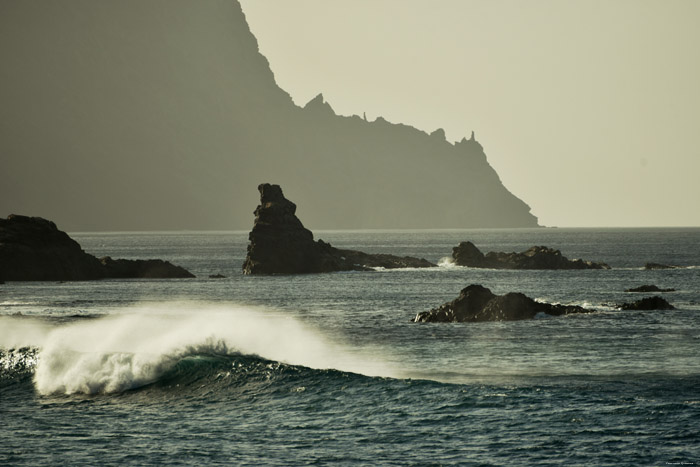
625,285,675,293
242,184,435,274
0,214,194,281
644,263,679,270
452,241,610,270
331,249,434,269
0,215,105,281
413,284,590,323
619,296,675,311
99,257,194,279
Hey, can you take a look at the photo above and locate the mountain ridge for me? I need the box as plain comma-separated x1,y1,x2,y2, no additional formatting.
0,0,538,231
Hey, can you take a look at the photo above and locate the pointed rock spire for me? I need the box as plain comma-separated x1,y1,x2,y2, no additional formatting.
303,93,335,115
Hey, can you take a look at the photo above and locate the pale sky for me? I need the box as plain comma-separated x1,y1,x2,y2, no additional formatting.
239,0,700,227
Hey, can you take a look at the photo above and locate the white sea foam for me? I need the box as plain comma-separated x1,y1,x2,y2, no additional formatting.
4,303,402,395
437,256,456,268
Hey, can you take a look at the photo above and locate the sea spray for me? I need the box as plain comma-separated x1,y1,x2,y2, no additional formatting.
22,303,402,395
0,316,52,349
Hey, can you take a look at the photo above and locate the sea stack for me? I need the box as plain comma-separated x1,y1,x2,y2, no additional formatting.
241,184,357,274
242,184,435,274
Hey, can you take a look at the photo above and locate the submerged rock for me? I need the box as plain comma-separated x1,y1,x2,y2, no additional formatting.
413,284,590,323
619,296,675,311
0,214,194,281
452,241,610,270
242,184,435,274
625,284,675,293
644,262,679,270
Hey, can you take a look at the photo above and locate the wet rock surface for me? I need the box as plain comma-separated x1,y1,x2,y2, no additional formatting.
413,284,591,323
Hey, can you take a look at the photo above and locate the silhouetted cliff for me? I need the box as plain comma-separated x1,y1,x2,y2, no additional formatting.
0,0,538,230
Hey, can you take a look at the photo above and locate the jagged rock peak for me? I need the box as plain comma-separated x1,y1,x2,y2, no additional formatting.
457,130,482,149
304,93,335,115
430,128,446,140
259,183,289,206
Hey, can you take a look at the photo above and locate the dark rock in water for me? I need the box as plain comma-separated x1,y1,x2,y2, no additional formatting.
241,184,360,274
626,284,675,293
451,241,487,268
452,241,610,270
644,262,679,270
619,296,675,311
242,184,436,274
99,257,194,279
0,215,105,281
331,249,435,270
413,284,590,323
0,214,194,281
209,274,227,279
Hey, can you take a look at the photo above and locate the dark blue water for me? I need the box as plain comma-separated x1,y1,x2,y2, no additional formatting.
1,228,699,465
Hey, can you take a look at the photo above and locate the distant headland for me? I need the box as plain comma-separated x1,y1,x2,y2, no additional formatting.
0,0,538,231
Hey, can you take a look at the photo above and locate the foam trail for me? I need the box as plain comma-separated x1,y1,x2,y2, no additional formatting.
10,303,401,395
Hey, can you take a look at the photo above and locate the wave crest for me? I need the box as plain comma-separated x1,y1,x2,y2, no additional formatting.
10,303,400,395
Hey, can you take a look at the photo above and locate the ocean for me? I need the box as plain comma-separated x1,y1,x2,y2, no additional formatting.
1,228,699,466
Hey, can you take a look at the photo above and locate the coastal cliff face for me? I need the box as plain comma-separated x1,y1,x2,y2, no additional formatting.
0,0,538,230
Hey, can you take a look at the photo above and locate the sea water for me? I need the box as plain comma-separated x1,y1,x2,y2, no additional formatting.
1,228,699,465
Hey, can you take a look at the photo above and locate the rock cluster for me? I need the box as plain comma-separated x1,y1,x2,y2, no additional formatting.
625,284,675,293
619,296,675,311
242,184,435,274
644,263,678,270
452,241,610,270
413,284,591,323
0,214,194,281
99,257,193,279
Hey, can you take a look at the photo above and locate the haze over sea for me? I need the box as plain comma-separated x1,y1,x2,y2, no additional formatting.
1,228,699,465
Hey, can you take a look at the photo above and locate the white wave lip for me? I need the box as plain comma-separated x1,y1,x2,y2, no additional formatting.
22,303,400,395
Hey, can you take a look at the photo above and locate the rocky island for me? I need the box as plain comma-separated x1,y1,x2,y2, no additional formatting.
242,184,435,274
413,284,591,323
0,214,194,281
414,284,677,323
451,241,610,270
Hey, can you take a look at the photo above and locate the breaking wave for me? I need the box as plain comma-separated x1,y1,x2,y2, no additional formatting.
0,304,402,395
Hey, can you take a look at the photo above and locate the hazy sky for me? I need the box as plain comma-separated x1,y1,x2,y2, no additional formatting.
239,0,700,227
